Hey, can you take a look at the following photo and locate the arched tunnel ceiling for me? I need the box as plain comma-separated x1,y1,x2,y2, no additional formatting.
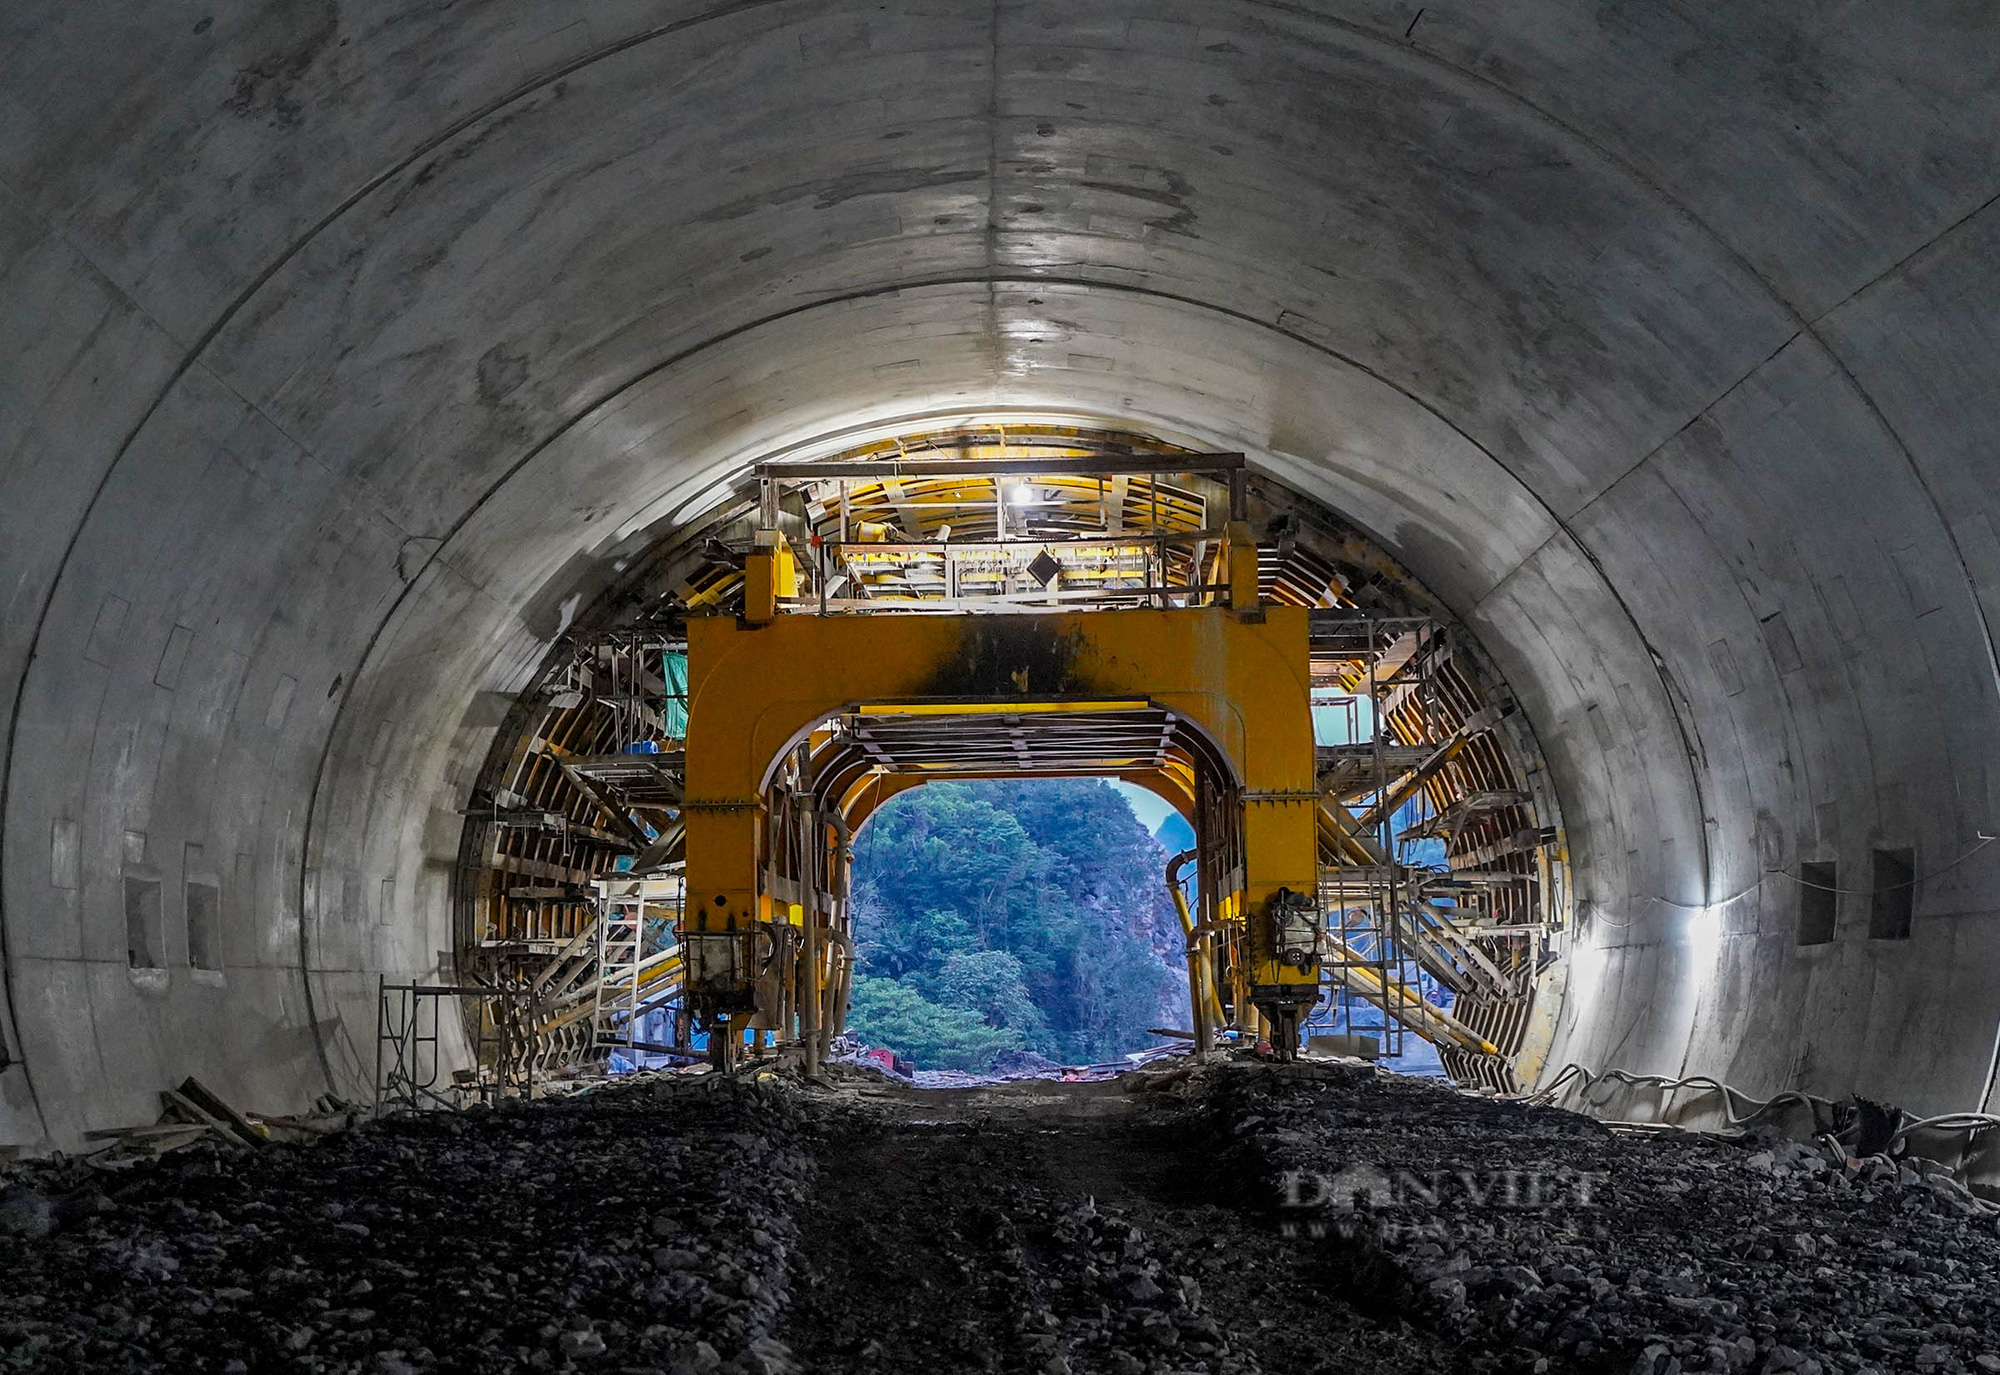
3,1,2000,1145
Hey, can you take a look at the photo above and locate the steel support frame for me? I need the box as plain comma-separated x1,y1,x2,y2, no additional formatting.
682,605,1322,1055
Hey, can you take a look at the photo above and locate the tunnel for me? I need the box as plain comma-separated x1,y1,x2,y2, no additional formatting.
3,4,2000,1372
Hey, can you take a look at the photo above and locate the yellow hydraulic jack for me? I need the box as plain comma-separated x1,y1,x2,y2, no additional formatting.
680,519,1325,1065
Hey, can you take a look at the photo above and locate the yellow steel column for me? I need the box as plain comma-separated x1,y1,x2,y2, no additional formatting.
1166,850,1222,1058
742,531,797,626
1227,520,1260,610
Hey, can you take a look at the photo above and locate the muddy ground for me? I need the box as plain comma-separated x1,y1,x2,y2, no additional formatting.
1,1060,1996,1373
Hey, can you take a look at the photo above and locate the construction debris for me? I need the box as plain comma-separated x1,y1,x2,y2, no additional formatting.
172,1077,268,1149
68,1086,362,1171
2,1065,1997,1372
0,1075,805,1372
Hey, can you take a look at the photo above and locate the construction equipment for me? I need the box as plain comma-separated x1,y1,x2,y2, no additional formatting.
683,601,1324,1063
450,430,1570,1085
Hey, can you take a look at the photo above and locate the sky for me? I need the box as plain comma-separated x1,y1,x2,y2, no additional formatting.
1109,779,1179,834
1109,695,1372,837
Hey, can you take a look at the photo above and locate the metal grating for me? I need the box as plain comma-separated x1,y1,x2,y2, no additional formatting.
565,752,685,807
838,702,1181,776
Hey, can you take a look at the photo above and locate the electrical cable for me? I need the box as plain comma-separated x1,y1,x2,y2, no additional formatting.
1520,1064,1809,1128
1525,1063,2000,1156
1773,832,1995,894
1982,1014,2000,1116
1894,1111,2000,1138
1574,832,1995,929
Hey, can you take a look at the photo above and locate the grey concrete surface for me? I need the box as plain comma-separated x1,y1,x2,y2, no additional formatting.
2,1,1997,1148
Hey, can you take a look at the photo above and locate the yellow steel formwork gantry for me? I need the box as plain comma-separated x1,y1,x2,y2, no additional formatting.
681,605,1324,1066
453,433,1563,1090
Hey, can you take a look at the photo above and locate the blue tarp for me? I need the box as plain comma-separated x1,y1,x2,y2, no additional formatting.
663,651,689,737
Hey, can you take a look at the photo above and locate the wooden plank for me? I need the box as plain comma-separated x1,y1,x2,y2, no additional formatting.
85,1121,217,1144
159,1087,237,1138
1402,789,1530,842
177,1076,268,1148
493,853,598,887
1353,706,1505,832
1377,637,1455,718
527,738,655,849
1368,629,1426,687
474,809,637,849
1451,829,1545,869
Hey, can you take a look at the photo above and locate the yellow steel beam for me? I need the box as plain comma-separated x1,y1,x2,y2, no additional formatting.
1317,797,1386,868
832,763,1194,838
743,532,798,625
684,606,1319,1002
1226,520,1260,609
849,698,1153,717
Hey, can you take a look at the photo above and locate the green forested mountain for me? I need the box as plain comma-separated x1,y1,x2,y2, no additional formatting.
845,779,1189,1070
1154,810,1197,857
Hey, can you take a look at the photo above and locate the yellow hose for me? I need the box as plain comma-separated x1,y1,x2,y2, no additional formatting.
1166,850,1226,1034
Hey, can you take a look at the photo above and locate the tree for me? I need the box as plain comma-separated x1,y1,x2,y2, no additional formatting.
929,949,1049,1044
853,906,977,981
845,975,1023,1071
844,779,1189,1069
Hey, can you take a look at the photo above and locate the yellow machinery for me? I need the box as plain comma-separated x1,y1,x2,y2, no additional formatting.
453,432,1554,1089
681,590,1329,1067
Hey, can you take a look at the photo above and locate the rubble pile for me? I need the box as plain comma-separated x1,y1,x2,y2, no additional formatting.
781,1078,1489,1374
1018,1196,1258,1374
0,1075,811,1374
782,1109,1279,1375
1,1060,1996,1374
821,1032,1177,1089
1200,1064,2000,1375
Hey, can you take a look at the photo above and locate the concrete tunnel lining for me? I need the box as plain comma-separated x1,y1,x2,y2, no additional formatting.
4,1,2000,1148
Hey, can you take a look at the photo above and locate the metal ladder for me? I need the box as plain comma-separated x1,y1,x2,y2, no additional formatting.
593,890,643,1052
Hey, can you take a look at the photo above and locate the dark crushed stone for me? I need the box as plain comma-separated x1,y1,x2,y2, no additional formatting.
0,1061,1995,1374
1198,1063,2000,1374
0,1075,809,1373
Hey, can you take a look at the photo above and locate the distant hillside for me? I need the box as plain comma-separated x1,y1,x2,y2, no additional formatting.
845,779,1188,1069
1153,811,1196,856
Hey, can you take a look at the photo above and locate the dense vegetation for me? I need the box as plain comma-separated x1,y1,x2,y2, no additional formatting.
845,779,1190,1070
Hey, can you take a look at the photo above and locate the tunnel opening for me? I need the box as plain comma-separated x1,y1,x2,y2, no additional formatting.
430,423,1571,1102
842,775,1191,1078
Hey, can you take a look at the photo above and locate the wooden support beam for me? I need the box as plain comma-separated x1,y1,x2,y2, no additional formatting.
157,1089,238,1141
1371,630,1424,684
1377,637,1455,719
176,1077,268,1149
1452,829,1546,869
494,854,599,887
468,808,637,850
1403,789,1530,842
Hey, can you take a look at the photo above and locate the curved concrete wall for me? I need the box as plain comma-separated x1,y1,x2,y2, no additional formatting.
3,1,1997,1146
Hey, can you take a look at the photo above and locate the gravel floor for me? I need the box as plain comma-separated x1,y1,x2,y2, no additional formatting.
1,1061,1996,1373
0,1076,811,1373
